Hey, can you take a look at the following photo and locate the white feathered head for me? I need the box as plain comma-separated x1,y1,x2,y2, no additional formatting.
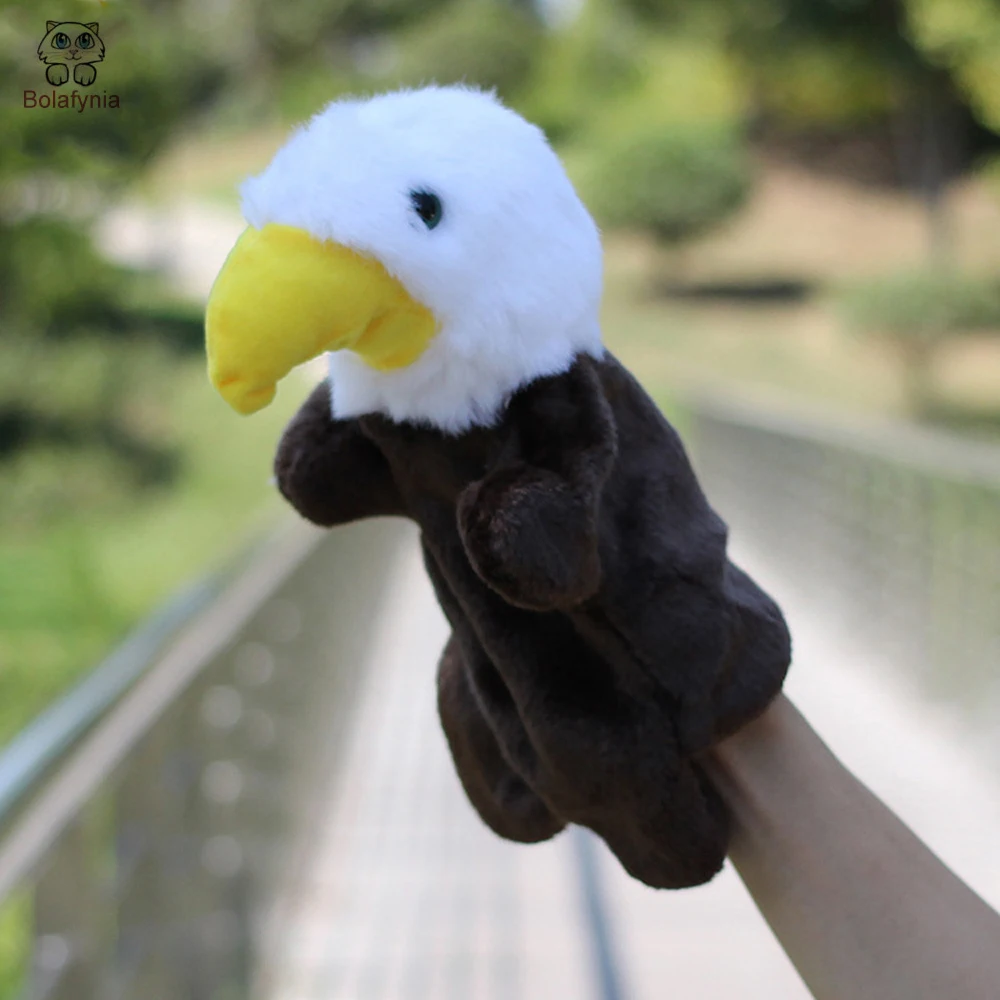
206,85,603,433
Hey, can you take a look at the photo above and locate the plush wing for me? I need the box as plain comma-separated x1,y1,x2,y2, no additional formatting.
456,356,617,611
274,380,405,527
436,632,564,844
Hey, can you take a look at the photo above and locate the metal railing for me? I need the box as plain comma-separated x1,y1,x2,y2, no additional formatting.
0,517,407,1000
686,390,1000,717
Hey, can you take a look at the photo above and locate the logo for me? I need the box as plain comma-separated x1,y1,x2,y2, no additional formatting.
37,20,105,87
24,21,119,111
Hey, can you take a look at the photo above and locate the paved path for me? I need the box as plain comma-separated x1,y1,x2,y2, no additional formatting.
95,199,244,301
263,530,595,1000
262,525,1000,1000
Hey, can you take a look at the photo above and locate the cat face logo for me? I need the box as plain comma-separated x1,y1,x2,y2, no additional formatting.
37,21,105,88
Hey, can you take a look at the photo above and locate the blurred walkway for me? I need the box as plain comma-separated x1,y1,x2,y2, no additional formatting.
257,524,1000,1000
96,199,243,301
260,528,598,1000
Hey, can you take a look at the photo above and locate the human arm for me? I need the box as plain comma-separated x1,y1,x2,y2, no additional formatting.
707,694,1000,1000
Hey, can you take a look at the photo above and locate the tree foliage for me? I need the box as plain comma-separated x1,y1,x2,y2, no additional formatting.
390,0,544,103
617,0,979,153
521,0,646,140
614,0,1000,268
583,125,752,244
524,0,746,143
904,0,1000,131
837,268,1000,413
0,2,237,525
839,269,1000,343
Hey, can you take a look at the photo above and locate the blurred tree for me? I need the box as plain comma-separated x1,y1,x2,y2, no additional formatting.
521,0,645,140
619,0,994,263
389,0,544,105
0,0,236,524
0,0,470,526
837,269,1000,414
904,0,1000,131
243,0,459,123
524,0,752,274
524,0,745,142
588,35,746,141
582,124,751,253
248,0,452,71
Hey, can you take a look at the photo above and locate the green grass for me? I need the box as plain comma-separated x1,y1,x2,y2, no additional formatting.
0,360,307,748
0,892,30,1000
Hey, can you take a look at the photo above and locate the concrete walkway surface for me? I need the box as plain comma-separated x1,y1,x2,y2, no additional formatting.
261,524,1000,1000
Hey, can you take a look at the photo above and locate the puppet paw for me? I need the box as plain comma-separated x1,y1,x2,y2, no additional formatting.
458,465,601,611
273,381,403,527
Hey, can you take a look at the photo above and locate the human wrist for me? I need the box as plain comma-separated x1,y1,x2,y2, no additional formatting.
704,695,792,839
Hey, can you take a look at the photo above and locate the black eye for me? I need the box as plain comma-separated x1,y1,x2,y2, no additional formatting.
53,33,70,48
77,32,93,48
410,190,443,230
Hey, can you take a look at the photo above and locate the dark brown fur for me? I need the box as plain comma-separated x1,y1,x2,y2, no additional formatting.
274,353,791,889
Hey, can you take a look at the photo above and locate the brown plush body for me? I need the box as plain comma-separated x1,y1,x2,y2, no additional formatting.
275,352,790,889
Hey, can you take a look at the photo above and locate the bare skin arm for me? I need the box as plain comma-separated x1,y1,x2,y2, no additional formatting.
707,694,1000,1000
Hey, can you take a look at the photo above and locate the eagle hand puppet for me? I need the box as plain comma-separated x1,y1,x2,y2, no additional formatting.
205,86,791,890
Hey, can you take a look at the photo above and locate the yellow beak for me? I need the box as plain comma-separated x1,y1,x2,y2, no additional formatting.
205,223,437,414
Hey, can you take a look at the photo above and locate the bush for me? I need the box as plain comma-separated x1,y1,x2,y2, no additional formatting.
582,125,752,244
837,268,1000,414
838,269,1000,343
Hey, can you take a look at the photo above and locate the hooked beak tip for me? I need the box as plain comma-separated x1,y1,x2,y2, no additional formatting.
211,370,276,415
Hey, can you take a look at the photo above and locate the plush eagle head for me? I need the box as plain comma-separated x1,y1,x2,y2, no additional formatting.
206,85,603,433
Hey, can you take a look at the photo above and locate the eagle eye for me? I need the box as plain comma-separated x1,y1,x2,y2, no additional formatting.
410,190,443,230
